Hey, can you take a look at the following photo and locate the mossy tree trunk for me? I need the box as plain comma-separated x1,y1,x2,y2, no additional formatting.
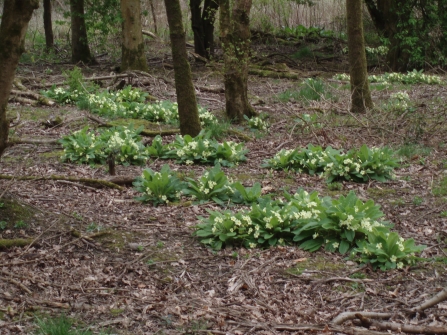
70,0,95,64
220,0,257,123
346,0,373,113
164,0,201,137
190,0,219,59
0,0,39,159
364,0,410,71
120,0,149,72
43,0,54,52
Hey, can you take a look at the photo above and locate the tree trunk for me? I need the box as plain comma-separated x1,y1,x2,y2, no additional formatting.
220,0,256,123
164,0,201,137
120,0,148,72
0,0,40,159
346,0,373,113
190,0,206,57
364,0,410,71
70,0,95,64
202,0,219,58
43,0,54,52
190,0,219,59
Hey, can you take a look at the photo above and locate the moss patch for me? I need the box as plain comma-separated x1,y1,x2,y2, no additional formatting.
0,197,38,228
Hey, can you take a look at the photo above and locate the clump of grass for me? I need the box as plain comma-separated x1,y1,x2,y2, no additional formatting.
278,78,330,103
433,176,447,196
397,144,432,160
34,315,110,335
293,46,313,59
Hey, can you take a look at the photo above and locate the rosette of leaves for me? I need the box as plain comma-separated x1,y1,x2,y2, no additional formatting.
183,165,234,205
60,125,149,165
60,127,107,164
194,210,253,250
246,200,294,248
165,131,248,167
42,86,84,105
134,165,186,206
146,135,170,158
291,191,390,253
99,125,149,165
262,148,301,170
114,86,148,103
231,182,263,204
352,145,398,182
353,231,426,271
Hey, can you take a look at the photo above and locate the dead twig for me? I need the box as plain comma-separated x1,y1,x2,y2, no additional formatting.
0,275,32,294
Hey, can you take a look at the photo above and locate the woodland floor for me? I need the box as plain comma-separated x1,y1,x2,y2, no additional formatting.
1,39,447,334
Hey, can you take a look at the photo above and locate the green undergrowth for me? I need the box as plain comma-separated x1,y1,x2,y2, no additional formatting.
333,70,444,85
60,127,248,167
194,188,426,271
263,144,398,183
34,314,111,335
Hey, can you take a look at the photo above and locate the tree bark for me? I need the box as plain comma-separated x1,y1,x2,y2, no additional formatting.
164,0,202,137
70,0,95,64
43,0,54,51
220,0,256,122
346,0,373,113
120,0,149,72
0,0,40,159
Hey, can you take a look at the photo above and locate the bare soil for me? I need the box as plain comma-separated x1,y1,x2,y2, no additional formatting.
1,40,447,334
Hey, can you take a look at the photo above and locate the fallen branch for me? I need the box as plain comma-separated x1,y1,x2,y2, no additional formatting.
227,128,253,142
248,67,302,80
87,114,180,137
225,320,391,335
0,238,34,249
412,287,447,313
312,276,374,285
7,137,61,147
142,29,158,39
355,313,447,334
0,174,123,190
10,89,55,106
195,84,224,94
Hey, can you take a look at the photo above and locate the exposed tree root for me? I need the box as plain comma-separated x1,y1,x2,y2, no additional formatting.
0,174,123,190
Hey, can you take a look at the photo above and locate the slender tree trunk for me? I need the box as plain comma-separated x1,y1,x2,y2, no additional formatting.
202,0,219,58
164,0,201,137
346,0,373,113
220,0,256,122
70,0,95,64
120,0,148,72
149,0,158,34
43,0,54,52
0,0,40,159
